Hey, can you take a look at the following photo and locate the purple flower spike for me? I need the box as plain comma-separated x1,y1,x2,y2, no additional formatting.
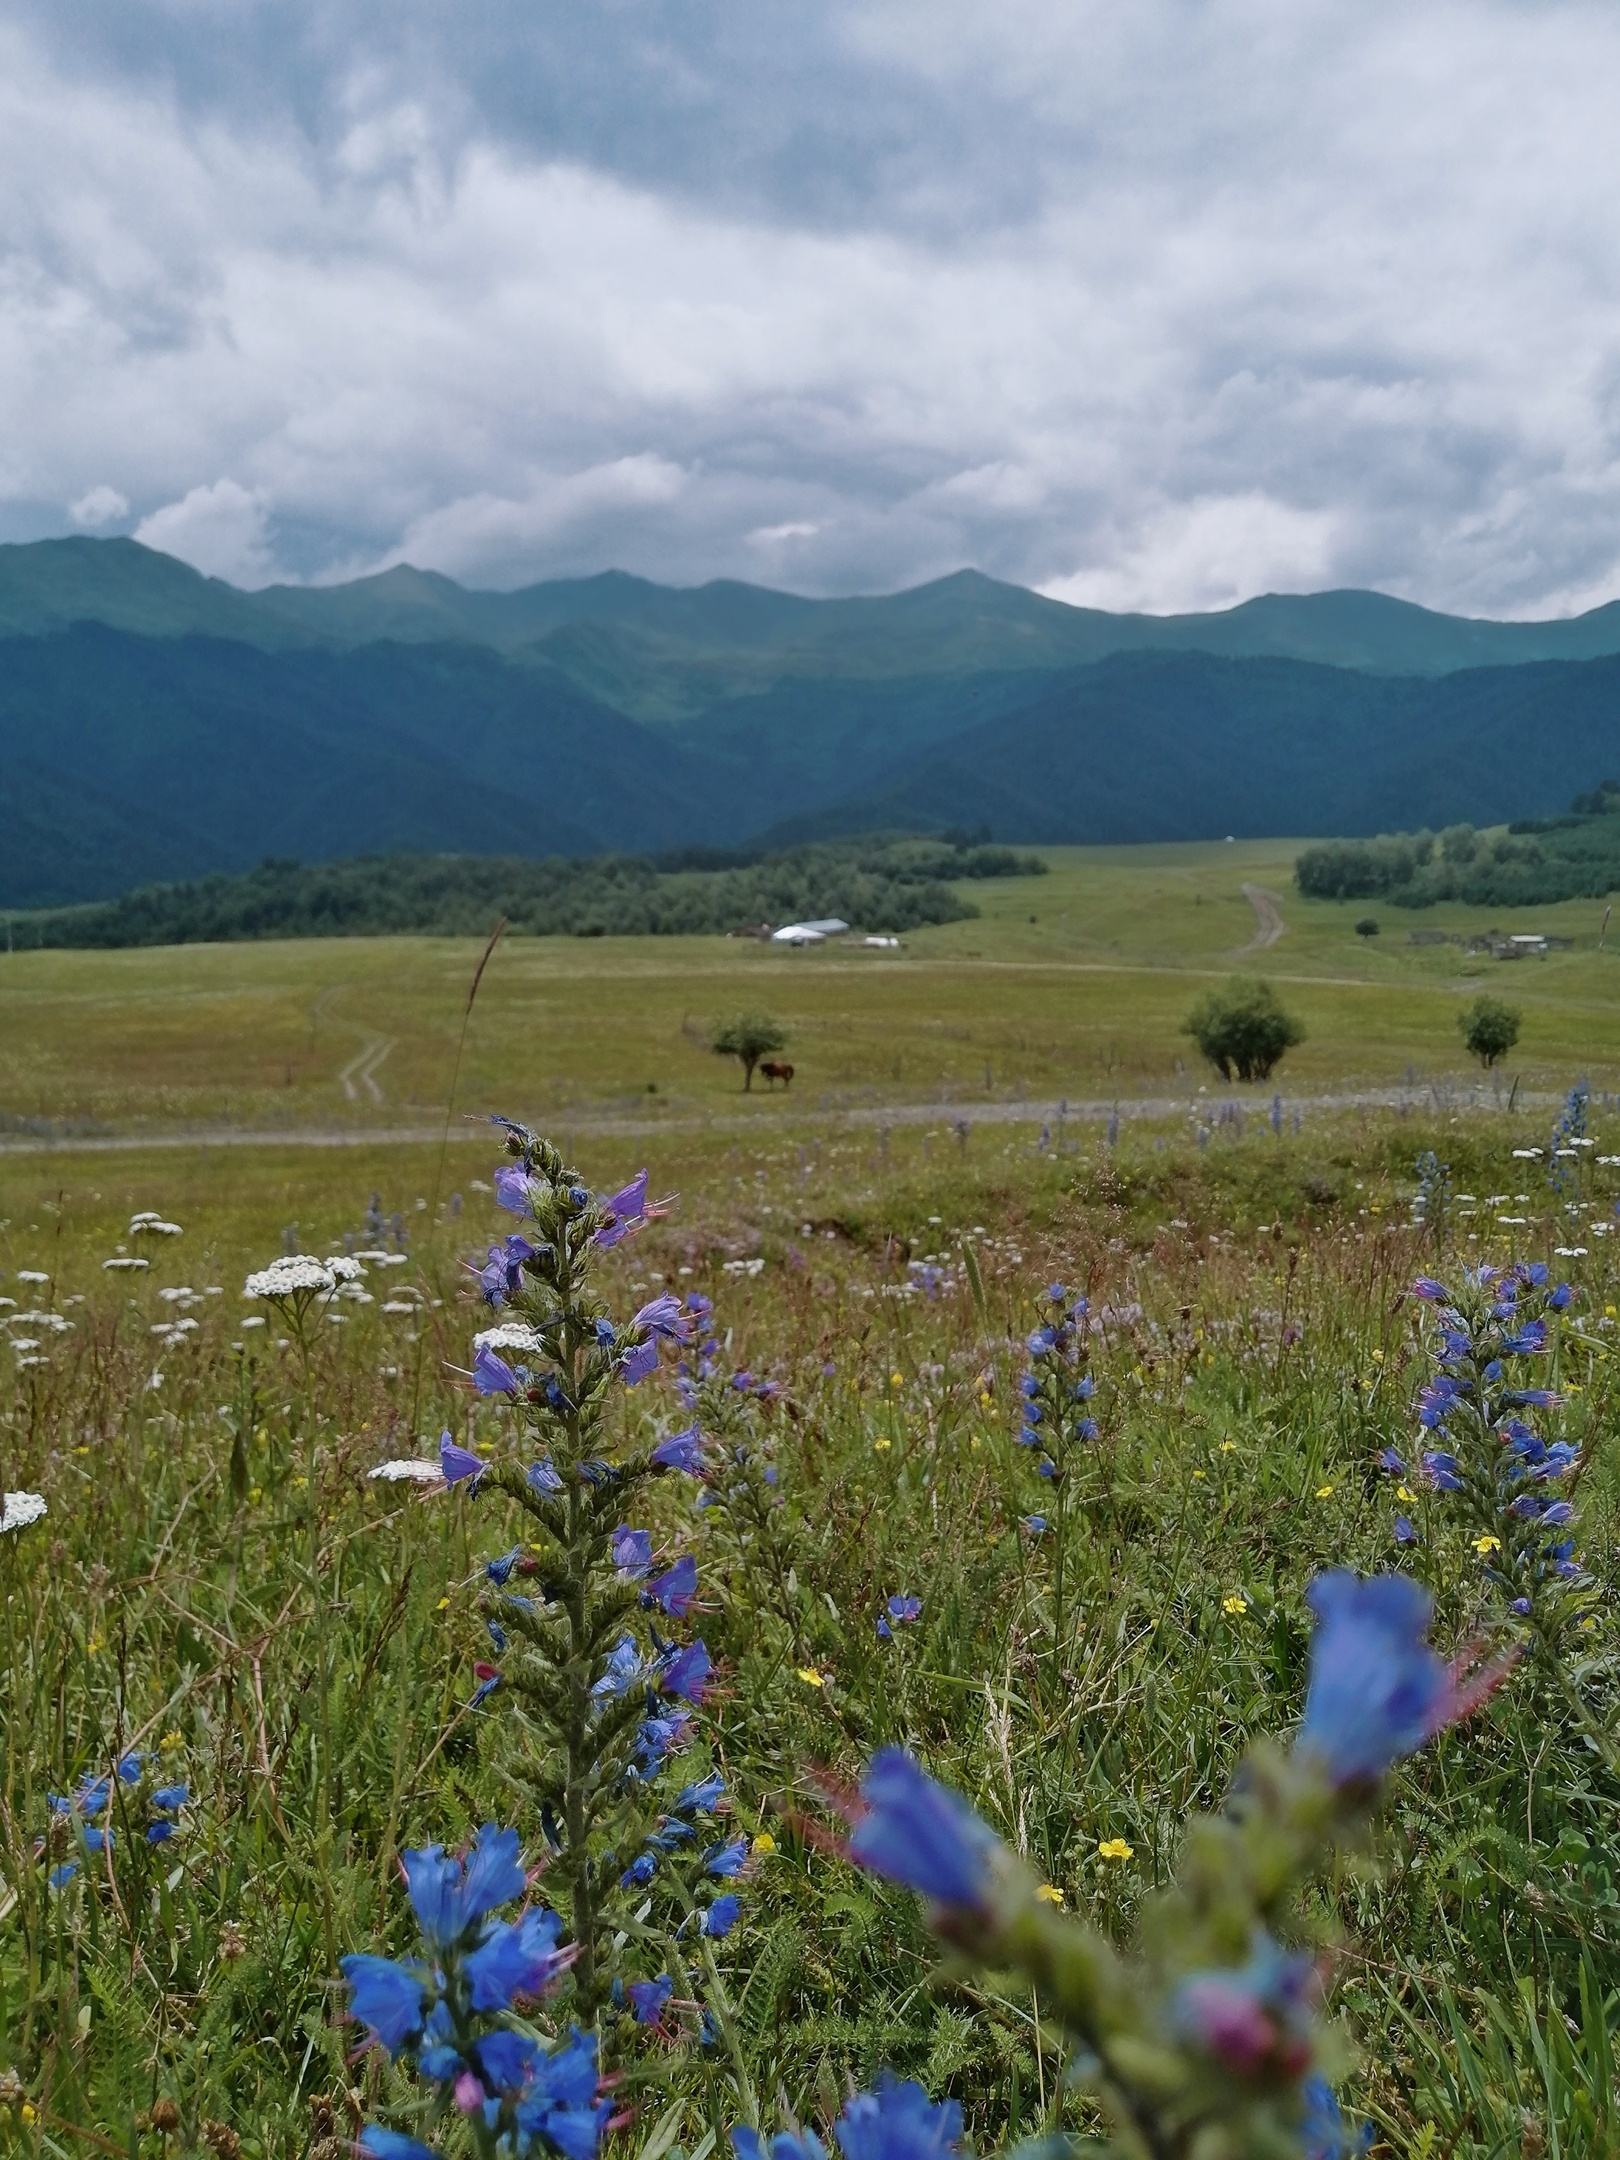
1298,1570,1451,1786
847,1749,997,1911
440,1431,486,1485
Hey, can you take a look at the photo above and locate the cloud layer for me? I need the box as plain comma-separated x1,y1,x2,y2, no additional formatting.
4,2,1620,612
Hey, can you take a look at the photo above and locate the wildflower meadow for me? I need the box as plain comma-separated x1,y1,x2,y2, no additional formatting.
3,1092,1620,2158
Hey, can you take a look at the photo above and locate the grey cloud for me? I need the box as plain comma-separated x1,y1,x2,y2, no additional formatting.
3,2,1620,613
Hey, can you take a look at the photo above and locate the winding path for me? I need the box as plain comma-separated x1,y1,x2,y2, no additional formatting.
1239,883,1287,950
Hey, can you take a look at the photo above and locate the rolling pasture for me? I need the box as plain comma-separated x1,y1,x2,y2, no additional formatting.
3,842,1620,2156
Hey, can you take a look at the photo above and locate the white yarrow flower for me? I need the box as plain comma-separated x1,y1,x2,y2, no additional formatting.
132,1220,183,1237
2,1491,48,1533
324,1255,366,1282
103,1256,150,1271
243,1257,336,1300
474,1322,545,1354
367,1459,444,1484
17,1271,48,1284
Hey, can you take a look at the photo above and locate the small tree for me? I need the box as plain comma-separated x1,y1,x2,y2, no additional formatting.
712,1010,786,1091
1355,917,1379,939
1184,976,1305,1083
1458,993,1520,1069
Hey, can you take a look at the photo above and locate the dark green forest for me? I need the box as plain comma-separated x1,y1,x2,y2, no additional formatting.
4,835,1044,950
1294,782,1620,906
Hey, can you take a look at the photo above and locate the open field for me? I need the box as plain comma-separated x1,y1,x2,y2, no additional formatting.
4,841,1620,1147
5,844,1620,2155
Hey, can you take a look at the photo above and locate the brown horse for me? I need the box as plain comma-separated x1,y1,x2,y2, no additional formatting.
759,1060,795,1089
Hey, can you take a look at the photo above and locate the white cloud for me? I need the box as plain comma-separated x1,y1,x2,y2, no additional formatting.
134,479,275,585
68,483,129,528
3,5,1620,612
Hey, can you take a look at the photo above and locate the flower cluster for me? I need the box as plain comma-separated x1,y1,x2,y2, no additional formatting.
341,1824,605,2160
1546,1081,1591,1206
1014,1284,1097,1489
838,1570,1465,2159
1395,1263,1586,1640
438,1121,731,2037
732,2075,963,2160
1412,1149,1451,1256
44,1754,189,1887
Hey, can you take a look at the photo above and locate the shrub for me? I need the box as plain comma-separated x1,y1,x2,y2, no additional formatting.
712,1011,787,1090
1458,993,1521,1068
1355,917,1379,939
1184,976,1305,1083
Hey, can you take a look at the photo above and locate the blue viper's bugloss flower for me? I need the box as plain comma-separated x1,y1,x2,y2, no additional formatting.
150,1784,188,1812
628,1975,673,2024
1394,1516,1418,1546
704,1892,742,1937
661,1640,712,1701
340,1953,429,2052
402,1824,527,1953
620,1852,658,1888
592,1636,644,1699
733,2130,827,2160
1298,1571,1449,1786
620,1338,659,1387
634,1711,695,1774
1377,1448,1406,1474
848,1749,997,1910
1021,1514,1047,1534
145,1821,176,1844
887,1595,922,1624
440,1431,486,1486
486,1547,522,1587
834,2076,963,2160
1301,2076,1374,2159
646,1554,699,1615
633,1293,688,1340
673,1773,725,1814
473,1343,521,1397
595,1168,649,1248
528,1456,563,1495
1412,1277,1447,1301
463,1906,566,2011
653,1425,706,1472
612,1526,653,1576
705,1836,749,1876
1421,1450,1463,1491
360,2129,438,2160
493,1165,536,1215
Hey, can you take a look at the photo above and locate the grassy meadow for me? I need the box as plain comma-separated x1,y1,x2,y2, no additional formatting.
3,842,1620,2155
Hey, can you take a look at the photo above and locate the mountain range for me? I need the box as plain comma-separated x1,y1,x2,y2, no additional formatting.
6,537,1620,908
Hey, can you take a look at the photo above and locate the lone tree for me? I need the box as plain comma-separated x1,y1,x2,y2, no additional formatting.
1458,993,1520,1069
1184,976,1305,1083
1355,917,1380,939
712,1011,786,1091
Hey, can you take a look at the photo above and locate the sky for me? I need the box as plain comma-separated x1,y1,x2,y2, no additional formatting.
4,0,1620,614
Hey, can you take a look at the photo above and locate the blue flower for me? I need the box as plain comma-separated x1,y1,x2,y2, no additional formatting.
360,2129,439,2160
596,1168,649,1248
705,1836,749,1876
473,1342,521,1397
1394,1516,1418,1546
661,1639,712,1702
150,1785,188,1812
653,1425,706,1472
401,1823,526,1952
486,1547,522,1587
886,1595,922,1624
493,1165,536,1215
620,1852,658,1889
145,1821,176,1844
1376,1448,1405,1474
646,1555,699,1616
1300,2075,1374,2159
1020,1514,1047,1534
528,1456,563,1495
478,2027,542,2092
1420,1450,1463,1491
440,1431,485,1486
848,1750,996,1910
673,1773,725,1813
48,1862,78,1888
612,1526,653,1576
834,2076,963,2160
463,1907,565,2010
591,1636,644,1699
512,2027,609,2160
633,1711,695,1774
732,2130,826,2160
340,1953,429,2052
628,1975,674,2024
634,1294,689,1339
1298,1571,1449,1786
704,1893,741,1937
620,1339,659,1387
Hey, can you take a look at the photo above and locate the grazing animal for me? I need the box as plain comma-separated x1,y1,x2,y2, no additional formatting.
759,1060,795,1089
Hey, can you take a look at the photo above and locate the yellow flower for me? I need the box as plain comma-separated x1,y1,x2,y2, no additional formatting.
1097,1838,1134,1862
1036,1883,1065,1905
437,1596,451,1611
1372,1348,1384,1362
890,1372,904,1389
751,1832,776,1855
20,2105,38,2126
1219,1440,1237,1454
1223,1595,1249,1616
797,1667,826,1688
873,1437,891,1452
161,1731,184,1752
1192,1469,1206,1481
977,1391,992,1409
969,1434,982,1451
1396,1485,1415,1502
86,1638,104,1656
1315,1485,1335,1500
1473,1534,1501,1555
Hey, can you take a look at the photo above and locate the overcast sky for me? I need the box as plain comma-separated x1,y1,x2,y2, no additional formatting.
5,1,1620,613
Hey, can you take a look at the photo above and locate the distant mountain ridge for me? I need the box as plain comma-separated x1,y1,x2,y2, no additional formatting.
7,537,1620,912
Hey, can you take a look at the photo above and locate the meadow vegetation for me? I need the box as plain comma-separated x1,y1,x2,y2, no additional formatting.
4,842,1620,2155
